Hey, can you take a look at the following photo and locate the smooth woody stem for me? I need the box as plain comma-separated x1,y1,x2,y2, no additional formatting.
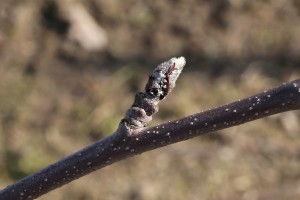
0,61,299,200
129,79,300,152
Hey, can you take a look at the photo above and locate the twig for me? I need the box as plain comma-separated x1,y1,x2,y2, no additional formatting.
0,57,299,199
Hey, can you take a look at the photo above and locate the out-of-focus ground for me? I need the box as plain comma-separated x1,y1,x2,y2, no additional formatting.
0,0,300,199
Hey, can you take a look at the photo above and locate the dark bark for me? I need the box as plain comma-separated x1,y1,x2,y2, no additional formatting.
0,57,299,199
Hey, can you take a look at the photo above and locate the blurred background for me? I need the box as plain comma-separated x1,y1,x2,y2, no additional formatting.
0,0,300,199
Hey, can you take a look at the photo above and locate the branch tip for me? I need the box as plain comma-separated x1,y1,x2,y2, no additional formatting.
123,56,186,130
146,56,186,100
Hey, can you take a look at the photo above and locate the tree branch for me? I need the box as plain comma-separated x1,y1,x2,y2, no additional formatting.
0,57,300,199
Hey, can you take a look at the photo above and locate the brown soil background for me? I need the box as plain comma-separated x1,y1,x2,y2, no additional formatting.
0,1,300,199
